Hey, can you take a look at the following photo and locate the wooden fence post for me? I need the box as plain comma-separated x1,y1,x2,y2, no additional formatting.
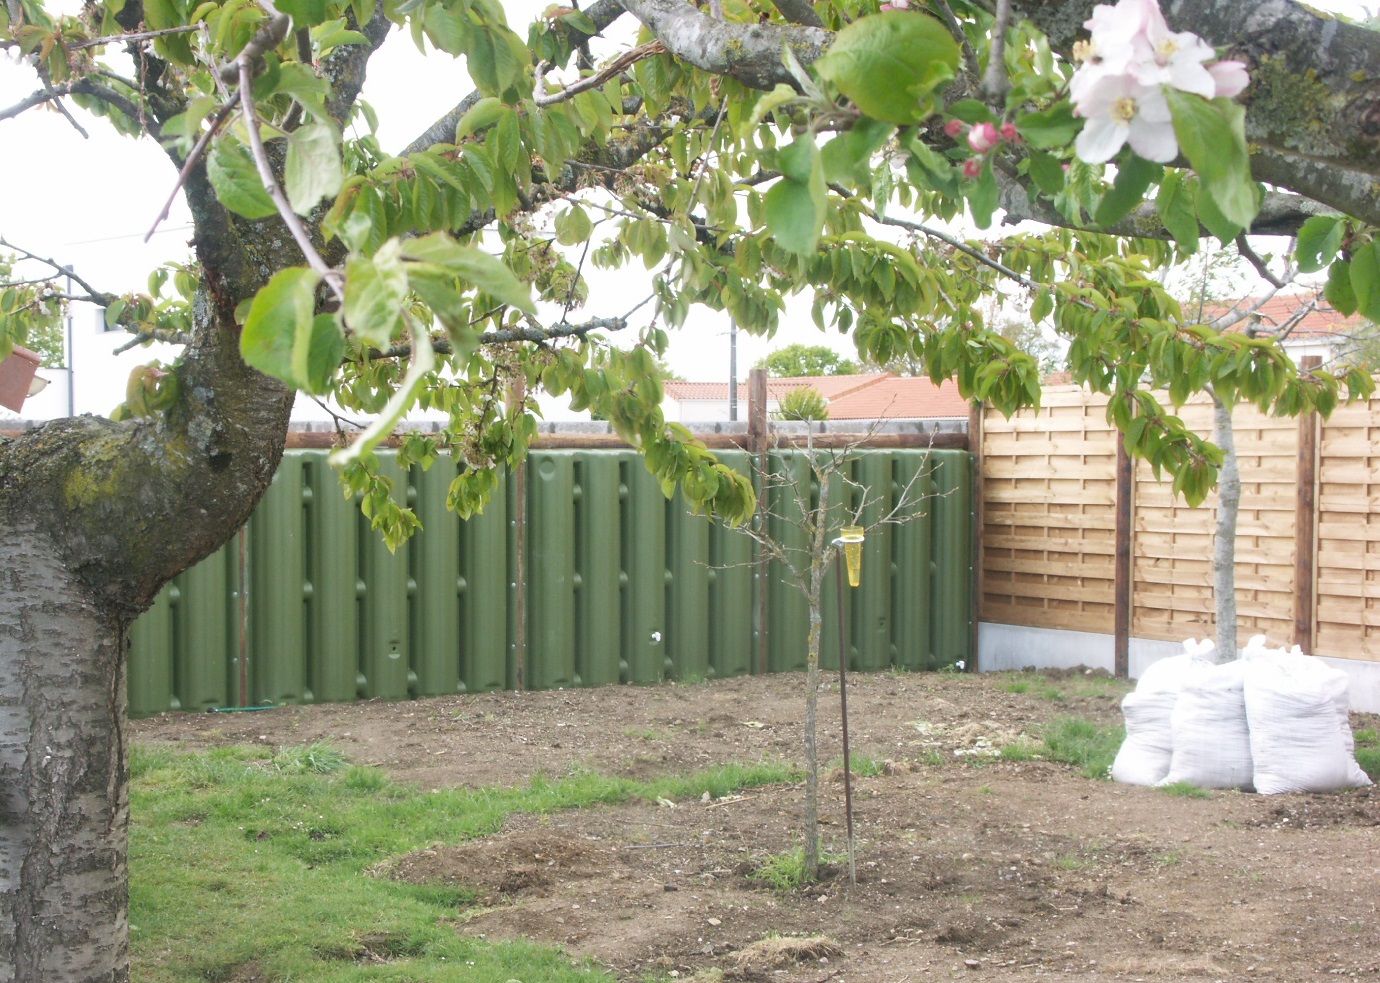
1294,355,1322,654
749,368,769,675
1113,429,1133,678
968,400,984,672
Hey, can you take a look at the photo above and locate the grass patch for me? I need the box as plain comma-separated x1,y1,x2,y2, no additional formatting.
130,742,798,982
825,753,886,779
1034,716,1124,780
1354,727,1380,781
999,671,1133,704
1158,781,1211,799
749,847,848,893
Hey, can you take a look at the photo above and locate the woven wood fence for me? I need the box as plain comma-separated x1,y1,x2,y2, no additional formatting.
975,381,1380,665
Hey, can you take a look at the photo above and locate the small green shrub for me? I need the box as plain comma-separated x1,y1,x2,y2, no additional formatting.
775,386,829,422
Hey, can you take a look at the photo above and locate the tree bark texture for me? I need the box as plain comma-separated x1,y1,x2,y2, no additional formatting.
0,523,129,983
1211,396,1241,661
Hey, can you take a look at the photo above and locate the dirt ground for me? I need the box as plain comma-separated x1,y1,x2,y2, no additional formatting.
131,669,1380,982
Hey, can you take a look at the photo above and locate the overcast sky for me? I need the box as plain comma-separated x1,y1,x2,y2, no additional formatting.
1,0,1371,414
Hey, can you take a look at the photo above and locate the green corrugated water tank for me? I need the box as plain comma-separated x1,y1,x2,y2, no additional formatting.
126,447,972,715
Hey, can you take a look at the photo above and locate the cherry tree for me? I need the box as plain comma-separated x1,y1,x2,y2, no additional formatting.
3,0,1379,977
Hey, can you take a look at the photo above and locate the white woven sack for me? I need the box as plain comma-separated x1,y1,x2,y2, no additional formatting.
1111,689,1179,785
1135,639,1215,694
1244,650,1372,794
1111,640,1214,787
1160,659,1254,791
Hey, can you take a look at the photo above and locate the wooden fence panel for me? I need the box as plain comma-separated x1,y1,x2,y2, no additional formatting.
1130,398,1298,645
1315,396,1380,661
981,387,1331,653
979,389,1117,632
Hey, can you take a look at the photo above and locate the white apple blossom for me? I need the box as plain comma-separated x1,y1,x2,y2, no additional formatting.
1070,0,1248,163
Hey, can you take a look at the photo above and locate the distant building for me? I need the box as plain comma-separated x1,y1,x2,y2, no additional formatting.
662,372,969,422
1204,295,1370,364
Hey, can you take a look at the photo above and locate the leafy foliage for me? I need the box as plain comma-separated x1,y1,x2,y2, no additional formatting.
2,0,1374,530
774,386,830,422
755,344,859,377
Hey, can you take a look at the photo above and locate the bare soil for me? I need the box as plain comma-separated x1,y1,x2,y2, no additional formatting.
131,670,1380,981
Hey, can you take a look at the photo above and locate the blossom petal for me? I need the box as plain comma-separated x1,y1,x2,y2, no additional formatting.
1209,60,1250,98
1076,115,1130,163
1126,118,1178,162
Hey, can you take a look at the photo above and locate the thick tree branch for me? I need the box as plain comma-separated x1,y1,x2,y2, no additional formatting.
767,0,825,29
1012,0,1380,211
404,0,628,154
993,163,1331,238
615,0,831,91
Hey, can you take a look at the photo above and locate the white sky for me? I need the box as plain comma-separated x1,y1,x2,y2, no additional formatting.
0,0,1371,419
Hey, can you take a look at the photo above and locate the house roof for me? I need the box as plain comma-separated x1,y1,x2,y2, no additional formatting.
662,373,887,403
825,376,970,420
1200,295,1365,341
663,372,970,419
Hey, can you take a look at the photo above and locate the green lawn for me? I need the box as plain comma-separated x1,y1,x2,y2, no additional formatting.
129,742,797,982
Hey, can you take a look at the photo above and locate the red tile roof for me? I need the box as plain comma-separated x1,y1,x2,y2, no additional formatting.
663,373,887,403
1199,295,1365,340
825,376,970,420
664,373,970,419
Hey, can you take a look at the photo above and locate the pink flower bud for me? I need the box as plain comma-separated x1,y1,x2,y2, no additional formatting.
944,118,966,138
963,158,982,180
967,122,999,154
1000,121,1020,143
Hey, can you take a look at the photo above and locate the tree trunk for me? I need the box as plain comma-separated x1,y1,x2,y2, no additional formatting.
1,521,129,983
803,574,822,880
1211,394,1240,661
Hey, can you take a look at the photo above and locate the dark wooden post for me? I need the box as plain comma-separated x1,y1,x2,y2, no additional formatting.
749,368,769,675
967,400,984,672
508,376,527,691
1113,429,1134,678
1294,355,1322,653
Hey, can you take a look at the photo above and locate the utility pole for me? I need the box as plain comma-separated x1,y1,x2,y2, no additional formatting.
727,318,738,422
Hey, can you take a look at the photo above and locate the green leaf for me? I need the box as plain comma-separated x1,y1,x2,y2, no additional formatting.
1349,241,1380,322
1166,91,1258,231
555,204,593,246
557,8,598,34
749,83,799,126
1195,183,1243,244
1027,152,1065,196
207,136,276,220
400,232,536,314
1014,103,1079,150
765,137,826,255
344,240,408,348
1295,215,1345,274
275,0,332,27
821,117,895,187
284,121,343,215
814,12,960,125
301,312,346,394
1155,170,1199,252
1325,258,1357,316
967,157,998,229
1094,153,1161,228
241,267,321,386
455,96,506,140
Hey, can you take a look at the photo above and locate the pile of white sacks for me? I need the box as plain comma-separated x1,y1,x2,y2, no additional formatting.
1112,636,1372,793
